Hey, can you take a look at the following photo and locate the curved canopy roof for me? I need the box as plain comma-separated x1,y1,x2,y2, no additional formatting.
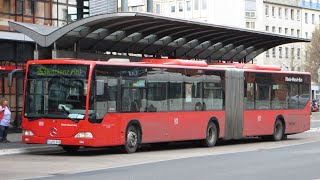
9,12,309,63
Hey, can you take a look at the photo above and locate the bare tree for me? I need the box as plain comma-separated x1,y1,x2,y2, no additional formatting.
278,49,301,71
278,55,301,71
305,25,320,83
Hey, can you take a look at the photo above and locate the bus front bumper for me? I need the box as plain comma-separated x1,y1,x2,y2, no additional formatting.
22,135,97,147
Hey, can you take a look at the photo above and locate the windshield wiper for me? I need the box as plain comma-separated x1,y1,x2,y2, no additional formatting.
26,113,84,123
26,114,67,121
27,117,42,121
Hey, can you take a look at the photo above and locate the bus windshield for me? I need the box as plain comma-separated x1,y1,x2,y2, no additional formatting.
24,64,89,121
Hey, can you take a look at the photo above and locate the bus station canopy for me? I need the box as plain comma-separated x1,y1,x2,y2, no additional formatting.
8,12,309,63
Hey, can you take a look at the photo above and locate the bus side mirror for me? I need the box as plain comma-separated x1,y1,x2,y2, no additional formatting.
96,80,104,96
8,69,25,87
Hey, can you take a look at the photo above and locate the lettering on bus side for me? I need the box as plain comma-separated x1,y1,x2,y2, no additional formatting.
285,77,303,83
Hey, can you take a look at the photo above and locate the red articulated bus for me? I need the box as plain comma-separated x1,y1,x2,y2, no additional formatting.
21,58,311,153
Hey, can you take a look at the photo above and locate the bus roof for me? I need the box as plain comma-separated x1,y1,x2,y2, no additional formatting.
27,59,311,75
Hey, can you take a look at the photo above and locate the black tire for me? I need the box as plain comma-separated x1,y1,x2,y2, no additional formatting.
61,145,80,153
202,122,218,147
124,125,140,153
273,120,284,141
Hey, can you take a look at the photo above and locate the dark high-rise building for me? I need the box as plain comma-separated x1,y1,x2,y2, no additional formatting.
0,0,89,128
0,0,89,30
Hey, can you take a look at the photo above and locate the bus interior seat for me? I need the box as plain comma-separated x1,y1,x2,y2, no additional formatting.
147,104,157,112
130,101,139,112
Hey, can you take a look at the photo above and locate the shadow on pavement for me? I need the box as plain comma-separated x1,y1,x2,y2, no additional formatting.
23,136,302,157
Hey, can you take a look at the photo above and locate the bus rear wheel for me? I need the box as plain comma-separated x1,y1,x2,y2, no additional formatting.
124,125,139,153
61,145,80,153
202,122,218,147
273,119,284,141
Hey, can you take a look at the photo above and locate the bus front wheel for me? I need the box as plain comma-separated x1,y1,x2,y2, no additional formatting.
202,122,218,147
124,125,139,153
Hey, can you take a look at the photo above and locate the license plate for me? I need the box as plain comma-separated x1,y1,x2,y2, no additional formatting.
46,139,61,144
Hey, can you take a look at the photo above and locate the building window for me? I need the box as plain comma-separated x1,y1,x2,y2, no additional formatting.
305,13,308,24
272,6,275,17
319,15,320,24
246,11,256,18
285,8,288,19
202,0,207,10
297,48,301,59
170,3,176,13
266,26,269,31
291,9,294,20
272,26,275,32
186,1,191,11
297,10,300,21
24,0,33,16
266,50,269,57
278,7,282,18
246,22,250,28
131,6,138,12
291,29,294,36
297,29,300,37
251,22,255,29
246,22,255,29
272,48,276,57
279,47,283,58
291,48,295,59
312,14,315,24
279,27,282,34
156,4,160,14
265,5,269,16
285,47,289,58
178,1,183,12
285,28,288,35
305,32,309,38
194,0,199,11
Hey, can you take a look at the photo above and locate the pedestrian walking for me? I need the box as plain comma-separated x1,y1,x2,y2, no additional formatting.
0,98,11,143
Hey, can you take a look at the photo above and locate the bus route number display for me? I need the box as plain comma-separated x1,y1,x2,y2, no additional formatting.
28,65,88,78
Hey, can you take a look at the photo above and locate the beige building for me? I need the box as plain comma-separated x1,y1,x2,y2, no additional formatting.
124,0,318,72
257,0,313,71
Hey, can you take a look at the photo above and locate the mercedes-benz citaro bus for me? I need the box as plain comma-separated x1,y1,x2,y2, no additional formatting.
21,58,311,153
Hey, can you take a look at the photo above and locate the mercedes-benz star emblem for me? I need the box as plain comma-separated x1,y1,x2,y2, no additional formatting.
50,127,58,137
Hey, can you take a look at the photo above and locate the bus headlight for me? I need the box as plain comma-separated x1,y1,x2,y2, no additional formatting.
74,132,93,138
23,130,34,136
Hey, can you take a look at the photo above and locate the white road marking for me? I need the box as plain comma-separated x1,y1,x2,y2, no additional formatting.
306,128,320,133
0,146,58,156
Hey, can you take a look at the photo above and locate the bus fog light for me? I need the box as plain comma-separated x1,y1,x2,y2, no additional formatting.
25,138,30,142
75,132,93,138
23,130,34,136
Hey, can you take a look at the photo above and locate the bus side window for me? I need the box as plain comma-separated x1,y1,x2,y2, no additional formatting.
147,68,168,112
120,77,147,113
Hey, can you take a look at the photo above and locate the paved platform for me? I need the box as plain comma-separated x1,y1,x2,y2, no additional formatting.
1,112,319,155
